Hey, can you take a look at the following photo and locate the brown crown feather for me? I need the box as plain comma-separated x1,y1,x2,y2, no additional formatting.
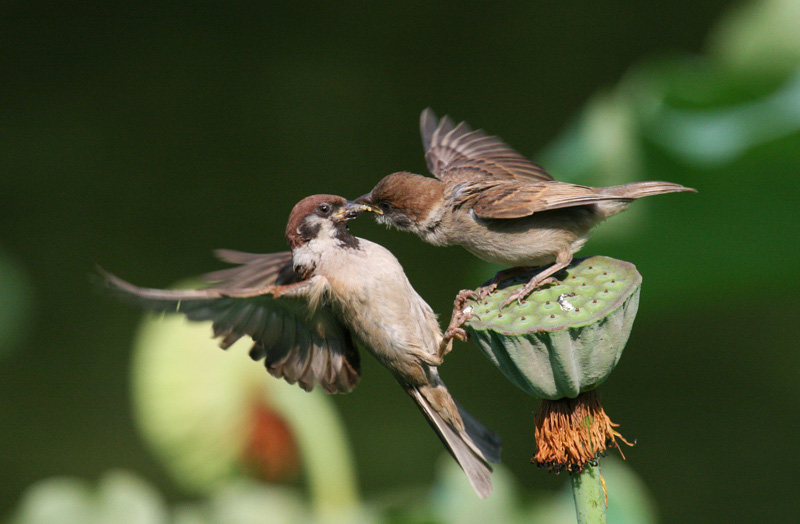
369,172,445,223
285,194,347,249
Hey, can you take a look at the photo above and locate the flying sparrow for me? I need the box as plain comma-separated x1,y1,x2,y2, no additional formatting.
100,194,501,498
357,109,696,313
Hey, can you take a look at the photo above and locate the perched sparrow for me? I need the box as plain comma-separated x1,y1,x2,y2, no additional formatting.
357,109,696,307
100,194,501,498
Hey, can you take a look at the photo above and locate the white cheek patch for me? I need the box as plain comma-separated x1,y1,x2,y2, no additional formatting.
292,244,315,272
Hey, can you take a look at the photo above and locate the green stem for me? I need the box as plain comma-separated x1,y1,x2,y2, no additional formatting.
570,462,607,524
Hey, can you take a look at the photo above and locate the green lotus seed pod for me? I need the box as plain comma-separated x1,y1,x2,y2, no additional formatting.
465,256,641,400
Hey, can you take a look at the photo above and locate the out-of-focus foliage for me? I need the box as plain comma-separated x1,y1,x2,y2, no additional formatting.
131,294,360,521
537,0,800,304
711,0,800,76
6,470,312,524
8,471,167,524
132,305,263,492
534,0,800,401
170,482,309,524
5,458,654,524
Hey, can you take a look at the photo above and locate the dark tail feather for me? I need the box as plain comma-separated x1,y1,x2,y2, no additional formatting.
454,397,502,465
407,387,501,498
602,181,697,200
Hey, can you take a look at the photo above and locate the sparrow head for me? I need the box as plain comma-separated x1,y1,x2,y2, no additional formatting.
355,172,446,233
285,194,375,250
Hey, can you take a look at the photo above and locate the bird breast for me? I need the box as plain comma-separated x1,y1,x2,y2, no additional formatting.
440,205,601,267
319,240,442,376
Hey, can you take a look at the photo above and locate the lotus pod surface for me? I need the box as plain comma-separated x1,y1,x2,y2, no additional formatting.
465,256,641,400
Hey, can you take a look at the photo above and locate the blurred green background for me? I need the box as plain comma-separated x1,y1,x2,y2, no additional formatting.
3,1,800,523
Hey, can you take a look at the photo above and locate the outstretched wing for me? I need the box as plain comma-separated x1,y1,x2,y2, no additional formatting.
100,253,361,394
202,249,298,288
420,108,553,182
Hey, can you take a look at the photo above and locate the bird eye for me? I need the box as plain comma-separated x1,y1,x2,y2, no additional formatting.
317,203,332,216
378,201,392,213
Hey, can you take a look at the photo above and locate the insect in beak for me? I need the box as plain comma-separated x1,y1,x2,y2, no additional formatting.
353,194,383,215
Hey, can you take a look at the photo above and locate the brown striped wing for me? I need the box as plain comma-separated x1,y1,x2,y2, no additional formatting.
420,108,553,182
100,252,360,394
455,179,617,219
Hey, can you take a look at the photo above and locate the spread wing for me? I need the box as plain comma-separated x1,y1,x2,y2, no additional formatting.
100,251,360,394
455,179,612,219
420,108,553,182
202,249,298,288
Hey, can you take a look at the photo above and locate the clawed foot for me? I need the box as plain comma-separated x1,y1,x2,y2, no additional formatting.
478,266,531,299
439,289,481,356
475,281,498,300
501,276,560,307
500,259,572,307
442,308,473,349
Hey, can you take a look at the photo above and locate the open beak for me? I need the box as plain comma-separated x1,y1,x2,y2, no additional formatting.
353,194,383,215
332,200,382,221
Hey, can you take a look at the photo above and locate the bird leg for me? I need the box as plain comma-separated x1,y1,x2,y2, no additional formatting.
413,289,480,367
475,266,532,299
438,289,480,356
502,253,573,307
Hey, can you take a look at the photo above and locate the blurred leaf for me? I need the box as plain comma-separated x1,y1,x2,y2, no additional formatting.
710,0,800,77
131,308,263,493
171,506,210,524
5,473,326,524
428,457,521,524
8,470,168,524
531,0,800,305
130,284,360,518
640,68,800,165
8,478,94,524
204,482,308,524
602,458,658,524
525,487,576,524
93,471,168,524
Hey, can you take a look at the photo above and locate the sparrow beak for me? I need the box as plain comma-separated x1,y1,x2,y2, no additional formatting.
354,193,383,215
332,201,382,221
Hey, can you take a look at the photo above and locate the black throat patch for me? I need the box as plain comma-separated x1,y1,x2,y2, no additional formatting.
334,223,360,249
298,221,321,243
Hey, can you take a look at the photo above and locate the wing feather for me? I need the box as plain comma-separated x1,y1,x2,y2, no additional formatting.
99,257,361,393
420,108,553,182
202,250,298,288
456,179,635,219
